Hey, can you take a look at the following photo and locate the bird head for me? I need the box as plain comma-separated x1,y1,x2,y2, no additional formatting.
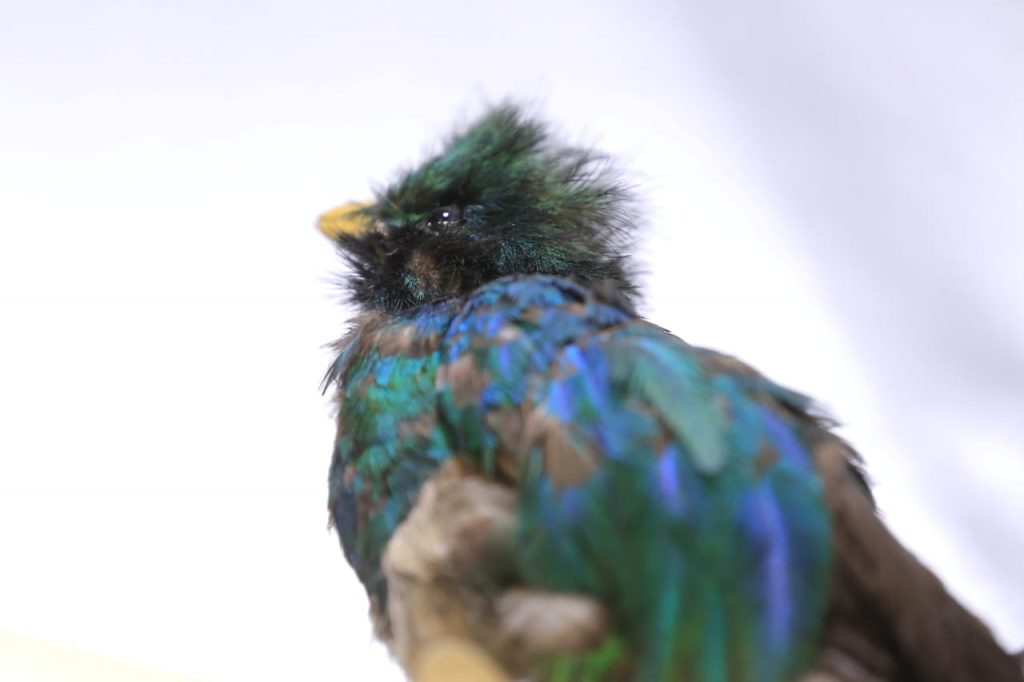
320,105,638,313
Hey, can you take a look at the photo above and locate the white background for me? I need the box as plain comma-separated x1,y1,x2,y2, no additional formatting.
2,1,1022,680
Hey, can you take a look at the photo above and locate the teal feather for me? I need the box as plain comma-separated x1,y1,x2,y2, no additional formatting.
329,275,830,682
323,106,834,681
324,103,1024,682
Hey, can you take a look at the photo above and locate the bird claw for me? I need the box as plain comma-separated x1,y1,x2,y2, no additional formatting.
381,460,608,679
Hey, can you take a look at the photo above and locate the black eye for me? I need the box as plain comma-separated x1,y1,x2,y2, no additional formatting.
423,205,461,231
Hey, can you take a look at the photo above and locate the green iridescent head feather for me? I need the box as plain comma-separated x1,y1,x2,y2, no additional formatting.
329,104,640,312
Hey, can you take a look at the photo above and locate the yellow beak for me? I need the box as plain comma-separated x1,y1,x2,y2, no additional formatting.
317,201,373,239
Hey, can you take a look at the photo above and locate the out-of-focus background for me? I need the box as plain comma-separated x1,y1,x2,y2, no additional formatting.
2,1,1022,680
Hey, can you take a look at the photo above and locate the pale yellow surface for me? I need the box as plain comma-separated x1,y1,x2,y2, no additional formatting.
0,631,206,682
413,639,511,682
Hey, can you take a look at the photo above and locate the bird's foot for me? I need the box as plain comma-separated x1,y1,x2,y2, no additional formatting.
382,460,608,679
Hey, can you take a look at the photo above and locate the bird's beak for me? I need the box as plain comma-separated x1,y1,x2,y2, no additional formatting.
317,201,373,240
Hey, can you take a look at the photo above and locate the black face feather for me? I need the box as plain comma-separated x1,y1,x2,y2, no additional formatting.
333,104,639,313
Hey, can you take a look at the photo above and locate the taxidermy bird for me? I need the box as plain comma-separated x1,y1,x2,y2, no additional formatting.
320,105,1022,682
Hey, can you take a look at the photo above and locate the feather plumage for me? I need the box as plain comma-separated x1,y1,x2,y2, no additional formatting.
321,105,1022,682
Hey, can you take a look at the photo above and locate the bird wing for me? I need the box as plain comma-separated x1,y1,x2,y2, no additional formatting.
435,275,832,682
329,274,1023,682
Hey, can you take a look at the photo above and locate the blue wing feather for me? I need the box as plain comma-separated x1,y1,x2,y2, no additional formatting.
329,274,831,681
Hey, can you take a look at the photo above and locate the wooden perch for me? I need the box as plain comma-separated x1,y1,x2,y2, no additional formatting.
413,638,512,682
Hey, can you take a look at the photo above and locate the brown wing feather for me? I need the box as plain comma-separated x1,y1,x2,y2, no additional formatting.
815,437,1023,682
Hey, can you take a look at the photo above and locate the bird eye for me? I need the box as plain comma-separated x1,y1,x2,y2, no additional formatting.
423,205,461,231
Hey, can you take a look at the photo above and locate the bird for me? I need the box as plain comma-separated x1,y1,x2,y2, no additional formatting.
319,104,1022,682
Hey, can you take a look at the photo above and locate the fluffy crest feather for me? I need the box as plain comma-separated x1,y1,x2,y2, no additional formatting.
331,104,639,312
